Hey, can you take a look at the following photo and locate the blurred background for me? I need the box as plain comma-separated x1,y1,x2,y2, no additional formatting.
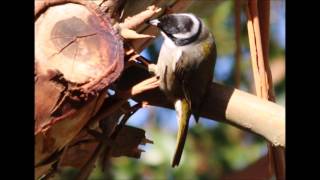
58,0,285,179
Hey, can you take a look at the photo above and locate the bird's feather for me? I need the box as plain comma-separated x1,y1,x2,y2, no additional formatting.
172,99,191,167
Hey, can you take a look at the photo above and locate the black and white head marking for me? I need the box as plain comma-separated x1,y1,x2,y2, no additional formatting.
149,13,202,46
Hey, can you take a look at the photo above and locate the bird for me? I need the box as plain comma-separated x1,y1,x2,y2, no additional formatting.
148,13,217,167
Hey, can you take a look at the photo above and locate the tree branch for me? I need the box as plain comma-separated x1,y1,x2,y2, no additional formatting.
133,82,285,148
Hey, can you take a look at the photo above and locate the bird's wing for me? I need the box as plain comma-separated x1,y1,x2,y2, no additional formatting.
174,50,192,109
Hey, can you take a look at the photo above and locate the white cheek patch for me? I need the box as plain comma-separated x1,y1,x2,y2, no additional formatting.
172,32,194,39
172,14,200,40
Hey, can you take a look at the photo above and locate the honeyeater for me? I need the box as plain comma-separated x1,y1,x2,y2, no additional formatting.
148,13,217,167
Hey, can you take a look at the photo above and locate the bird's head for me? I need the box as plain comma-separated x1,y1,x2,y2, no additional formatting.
148,13,202,46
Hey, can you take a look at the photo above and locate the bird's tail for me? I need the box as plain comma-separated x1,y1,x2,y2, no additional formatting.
172,99,191,167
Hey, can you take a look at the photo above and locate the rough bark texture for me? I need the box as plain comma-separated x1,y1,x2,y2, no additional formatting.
35,0,191,178
35,0,124,178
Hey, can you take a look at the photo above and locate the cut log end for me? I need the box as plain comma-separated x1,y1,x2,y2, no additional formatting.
35,2,124,178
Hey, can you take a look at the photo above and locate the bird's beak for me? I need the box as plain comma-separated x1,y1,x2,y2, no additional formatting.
147,19,160,26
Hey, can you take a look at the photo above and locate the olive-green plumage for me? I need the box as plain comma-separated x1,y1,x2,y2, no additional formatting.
150,13,216,167
172,99,191,167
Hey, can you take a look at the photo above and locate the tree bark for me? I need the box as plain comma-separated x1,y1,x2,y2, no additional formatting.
247,1,285,179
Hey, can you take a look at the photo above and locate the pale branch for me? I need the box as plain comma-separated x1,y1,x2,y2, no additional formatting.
118,28,155,39
115,5,161,39
133,82,285,148
119,5,162,30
